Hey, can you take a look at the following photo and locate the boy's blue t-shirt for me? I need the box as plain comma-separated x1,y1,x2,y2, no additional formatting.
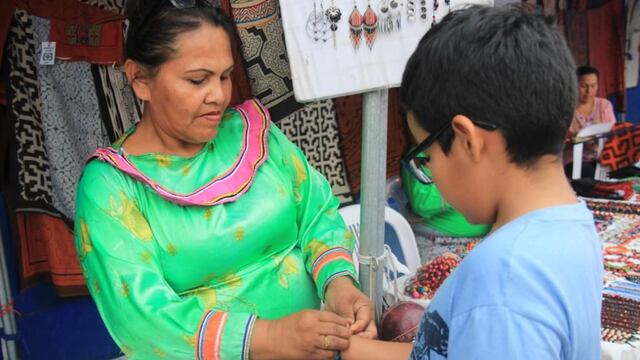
410,202,603,360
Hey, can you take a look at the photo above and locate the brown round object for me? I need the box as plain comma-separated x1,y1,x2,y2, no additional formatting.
379,301,425,342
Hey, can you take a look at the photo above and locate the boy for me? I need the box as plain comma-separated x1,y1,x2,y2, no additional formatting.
342,5,603,360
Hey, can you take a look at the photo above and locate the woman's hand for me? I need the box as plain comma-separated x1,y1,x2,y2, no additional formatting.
324,276,377,338
251,310,351,360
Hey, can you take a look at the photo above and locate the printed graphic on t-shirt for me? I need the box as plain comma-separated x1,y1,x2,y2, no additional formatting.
411,310,449,360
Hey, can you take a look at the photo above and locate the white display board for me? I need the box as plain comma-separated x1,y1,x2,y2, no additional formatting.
279,0,492,102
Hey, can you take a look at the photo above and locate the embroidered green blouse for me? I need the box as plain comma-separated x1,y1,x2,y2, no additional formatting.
74,100,357,359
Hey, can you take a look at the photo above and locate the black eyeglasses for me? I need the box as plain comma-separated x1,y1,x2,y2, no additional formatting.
401,120,499,185
137,0,218,37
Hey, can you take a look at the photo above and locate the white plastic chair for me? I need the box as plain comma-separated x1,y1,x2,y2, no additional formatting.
572,122,614,180
338,204,421,274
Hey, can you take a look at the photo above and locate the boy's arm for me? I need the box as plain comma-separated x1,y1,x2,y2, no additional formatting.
341,336,413,360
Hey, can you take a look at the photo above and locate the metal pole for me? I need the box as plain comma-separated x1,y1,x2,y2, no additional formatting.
358,89,388,323
0,225,17,359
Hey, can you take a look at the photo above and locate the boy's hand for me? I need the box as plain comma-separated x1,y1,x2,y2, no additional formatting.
324,276,378,338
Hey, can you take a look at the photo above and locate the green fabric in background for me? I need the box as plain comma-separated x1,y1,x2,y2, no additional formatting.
401,164,491,238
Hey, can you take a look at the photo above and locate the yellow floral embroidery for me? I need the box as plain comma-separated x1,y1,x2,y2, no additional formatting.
155,155,172,167
78,218,92,256
93,279,101,294
220,273,241,289
108,192,153,241
274,254,299,288
153,347,167,358
346,231,355,242
305,239,330,258
277,185,287,198
195,287,217,309
183,334,196,346
203,208,213,220
121,345,133,358
235,227,245,241
181,164,191,176
121,281,130,297
140,251,152,263
290,154,307,186
166,243,177,256
324,208,337,217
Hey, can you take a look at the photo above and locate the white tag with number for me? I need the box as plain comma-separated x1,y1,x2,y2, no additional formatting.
39,41,56,66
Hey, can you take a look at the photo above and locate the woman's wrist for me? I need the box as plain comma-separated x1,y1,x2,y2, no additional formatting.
249,319,278,360
325,275,357,297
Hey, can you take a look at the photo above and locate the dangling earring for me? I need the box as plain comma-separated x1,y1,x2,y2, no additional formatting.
363,0,378,49
325,0,342,46
306,0,331,42
420,0,428,22
432,0,439,25
349,1,363,50
407,0,416,22
379,0,402,33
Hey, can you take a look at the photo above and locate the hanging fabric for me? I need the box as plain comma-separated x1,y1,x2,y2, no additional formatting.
277,99,353,204
230,0,304,121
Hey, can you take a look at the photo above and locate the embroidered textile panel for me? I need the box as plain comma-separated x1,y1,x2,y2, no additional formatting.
77,0,126,15
278,100,353,204
230,0,304,121
32,15,110,221
92,65,143,142
7,10,55,213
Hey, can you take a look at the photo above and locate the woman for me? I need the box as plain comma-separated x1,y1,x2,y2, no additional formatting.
568,65,616,137
564,65,617,177
74,1,374,359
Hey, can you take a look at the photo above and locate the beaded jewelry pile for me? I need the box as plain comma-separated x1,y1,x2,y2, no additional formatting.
601,281,640,344
585,199,640,343
405,252,461,300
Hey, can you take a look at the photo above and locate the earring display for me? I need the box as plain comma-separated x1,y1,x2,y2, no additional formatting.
279,0,473,101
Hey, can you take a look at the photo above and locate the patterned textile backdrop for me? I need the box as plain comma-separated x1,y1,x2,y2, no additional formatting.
7,10,55,214
92,65,143,142
278,100,353,204
230,0,304,121
77,0,126,15
33,15,110,221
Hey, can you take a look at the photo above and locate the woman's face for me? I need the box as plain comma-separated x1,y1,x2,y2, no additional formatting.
142,24,234,145
577,73,598,104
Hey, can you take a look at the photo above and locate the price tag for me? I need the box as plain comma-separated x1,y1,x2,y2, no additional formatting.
39,41,56,65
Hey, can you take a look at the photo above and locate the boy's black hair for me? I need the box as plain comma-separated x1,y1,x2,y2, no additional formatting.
577,65,599,79
400,5,577,166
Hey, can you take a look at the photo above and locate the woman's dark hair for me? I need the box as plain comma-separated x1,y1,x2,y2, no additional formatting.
577,65,599,79
125,0,237,76
400,5,577,166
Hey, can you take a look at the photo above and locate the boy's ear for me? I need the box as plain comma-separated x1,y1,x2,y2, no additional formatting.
451,115,484,163
124,59,151,102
